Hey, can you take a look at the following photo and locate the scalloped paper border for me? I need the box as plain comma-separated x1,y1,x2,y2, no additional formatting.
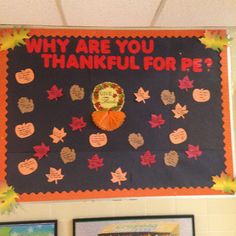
0,28,233,202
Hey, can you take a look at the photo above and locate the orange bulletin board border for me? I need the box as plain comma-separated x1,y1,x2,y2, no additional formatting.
0,28,233,202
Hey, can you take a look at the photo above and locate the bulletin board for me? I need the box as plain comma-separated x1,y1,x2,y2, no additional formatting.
0,28,233,202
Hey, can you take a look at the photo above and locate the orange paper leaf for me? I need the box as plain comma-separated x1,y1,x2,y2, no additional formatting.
111,167,127,185
46,168,64,184
134,87,150,103
172,103,189,119
49,127,67,143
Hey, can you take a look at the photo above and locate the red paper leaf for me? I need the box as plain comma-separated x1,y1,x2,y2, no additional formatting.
47,85,63,101
148,114,165,128
88,154,104,171
69,116,87,131
185,144,202,160
178,76,194,91
33,142,50,159
140,150,156,167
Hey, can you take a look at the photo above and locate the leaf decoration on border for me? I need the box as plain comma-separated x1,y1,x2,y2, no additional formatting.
0,28,31,51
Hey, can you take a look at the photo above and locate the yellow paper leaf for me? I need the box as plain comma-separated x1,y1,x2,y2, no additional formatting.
0,182,19,215
134,87,150,103
211,173,236,194
199,31,231,52
0,28,30,51
49,127,67,143
111,167,127,185
172,103,189,119
46,168,64,184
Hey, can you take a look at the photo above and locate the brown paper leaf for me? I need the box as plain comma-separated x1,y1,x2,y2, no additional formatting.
172,103,189,119
160,90,176,105
17,97,34,113
60,147,76,164
164,151,179,167
70,84,85,101
46,168,64,184
111,167,127,185
49,127,67,143
128,133,144,149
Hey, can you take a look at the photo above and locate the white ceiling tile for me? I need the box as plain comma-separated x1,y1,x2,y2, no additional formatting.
155,0,236,27
61,0,161,26
0,0,62,26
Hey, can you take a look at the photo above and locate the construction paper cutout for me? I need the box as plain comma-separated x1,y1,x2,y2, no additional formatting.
111,167,127,185
33,142,50,160
15,68,34,84
193,88,211,102
211,172,236,194
0,182,19,215
88,154,104,171
0,28,30,51
128,133,144,149
49,127,67,143
172,103,189,119
164,151,179,167
60,147,76,164
160,90,176,105
70,84,85,101
69,116,87,131
185,144,202,160
15,122,35,138
18,158,38,175
134,87,150,103
92,82,125,111
200,31,231,52
89,133,107,148
47,85,63,101
92,110,126,131
46,168,64,184
148,114,165,128
17,97,34,113
169,128,187,144
178,75,194,91
140,150,156,167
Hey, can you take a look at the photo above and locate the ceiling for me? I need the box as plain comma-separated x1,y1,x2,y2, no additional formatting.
0,0,236,27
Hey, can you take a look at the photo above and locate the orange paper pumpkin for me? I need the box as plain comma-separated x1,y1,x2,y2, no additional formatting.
193,88,211,102
15,68,34,84
18,158,38,175
15,122,35,138
92,111,126,131
89,133,108,147
169,128,187,144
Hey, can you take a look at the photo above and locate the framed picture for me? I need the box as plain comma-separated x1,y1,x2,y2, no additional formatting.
73,215,195,236
0,220,57,236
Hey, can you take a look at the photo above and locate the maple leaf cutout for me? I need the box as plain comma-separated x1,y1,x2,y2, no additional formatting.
134,87,150,103
69,116,87,131
49,127,67,143
47,85,63,101
140,150,156,167
0,182,19,215
211,173,236,194
0,28,31,51
185,144,202,160
88,154,104,171
46,168,64,184
33,142,50,159
172,103,189,119
149,114,165,128
200,31,231,52
111,168,127,185
178,76,194,91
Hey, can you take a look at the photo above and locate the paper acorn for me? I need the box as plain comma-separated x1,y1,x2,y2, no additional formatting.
91,82,126,131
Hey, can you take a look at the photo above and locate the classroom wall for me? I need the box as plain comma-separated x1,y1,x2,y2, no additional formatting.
0,28,236,236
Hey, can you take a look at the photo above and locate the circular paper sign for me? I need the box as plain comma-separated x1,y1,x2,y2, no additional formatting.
92,82,125,111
